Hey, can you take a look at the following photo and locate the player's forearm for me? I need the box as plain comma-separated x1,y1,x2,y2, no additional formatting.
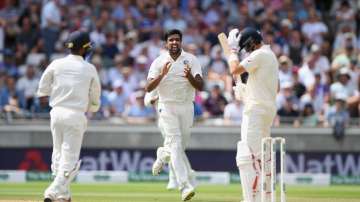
145,75,163,92
229,60,246,75
187,74,204,91
227,53,246,75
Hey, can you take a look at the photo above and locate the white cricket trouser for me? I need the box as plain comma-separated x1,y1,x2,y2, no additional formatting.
50,107,87,174
158,102,194,190
237,106,276,202
241,107,276,157
44,107,87,199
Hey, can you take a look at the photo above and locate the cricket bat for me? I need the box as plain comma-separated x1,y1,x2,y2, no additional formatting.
217,32,231,57
217,32,243,83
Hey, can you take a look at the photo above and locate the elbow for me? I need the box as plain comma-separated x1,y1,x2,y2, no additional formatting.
230,66,246,75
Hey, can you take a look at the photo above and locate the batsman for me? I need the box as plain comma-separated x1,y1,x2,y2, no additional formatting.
225,27,279,202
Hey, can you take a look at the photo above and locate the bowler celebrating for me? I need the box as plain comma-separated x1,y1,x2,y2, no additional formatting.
226,27,279,202
145,29,203,201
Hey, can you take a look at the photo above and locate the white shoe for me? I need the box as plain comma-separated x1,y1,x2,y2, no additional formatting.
152,159,165,176
166,179,178,190
181,186,195,201
44,179,71,201
44,182,58,201
44,190,71,202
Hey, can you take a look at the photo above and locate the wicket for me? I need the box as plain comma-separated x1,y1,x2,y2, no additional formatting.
261,137,286,202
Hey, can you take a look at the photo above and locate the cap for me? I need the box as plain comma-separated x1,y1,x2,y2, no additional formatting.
112,80,123,88
66,31,91,50
310,44,320,53
338,67,351,77
125,31,137,40
335,93,347,102
281,19,293,29
136,55,148,64
279,55,290,64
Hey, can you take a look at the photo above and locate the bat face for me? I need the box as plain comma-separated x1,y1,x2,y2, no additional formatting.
218,32,243,83
217,32,231,57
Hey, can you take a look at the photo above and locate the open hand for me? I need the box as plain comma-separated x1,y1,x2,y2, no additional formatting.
183,64,192,79
228,28,242,52
160,62,171,77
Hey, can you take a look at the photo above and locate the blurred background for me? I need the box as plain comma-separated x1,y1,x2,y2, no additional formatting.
0,0,359,185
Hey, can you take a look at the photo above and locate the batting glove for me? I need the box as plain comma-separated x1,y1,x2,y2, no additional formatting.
227,29,241,53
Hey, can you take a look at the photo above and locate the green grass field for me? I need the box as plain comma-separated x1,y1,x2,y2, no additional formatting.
0,182,359,202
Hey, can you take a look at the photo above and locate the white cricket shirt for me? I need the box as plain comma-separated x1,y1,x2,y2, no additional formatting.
37,54,101,112
240,45,279,110
147,50,202,104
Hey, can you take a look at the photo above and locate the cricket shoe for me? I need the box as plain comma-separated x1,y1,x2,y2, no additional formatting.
152,158,165,176
44,184,57,202
44,198,53,202
152,147,170,176
44,198,71,202
181,185,195,201
44,182,71,202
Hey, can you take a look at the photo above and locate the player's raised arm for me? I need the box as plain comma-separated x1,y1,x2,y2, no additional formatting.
183,59,204,91
145,61,171,92
226,29,246,75
226,28,262,76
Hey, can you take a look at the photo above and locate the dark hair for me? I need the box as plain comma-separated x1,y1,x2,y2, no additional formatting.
341,0,350,7
164,29,182,41
303,103,314,116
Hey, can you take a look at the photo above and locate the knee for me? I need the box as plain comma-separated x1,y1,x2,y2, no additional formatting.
236,141,254,167
165,135,183,150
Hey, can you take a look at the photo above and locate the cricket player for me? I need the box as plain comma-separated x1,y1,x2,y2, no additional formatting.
145,29,203,201
226,27,279,202
37,31,101,202
144,90,196,191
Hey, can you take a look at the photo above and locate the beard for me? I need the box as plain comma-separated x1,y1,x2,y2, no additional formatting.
169,44,181,55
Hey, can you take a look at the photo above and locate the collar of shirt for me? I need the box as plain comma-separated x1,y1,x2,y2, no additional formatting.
260,44,271,50
68,54,84,61
166,49,185,62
